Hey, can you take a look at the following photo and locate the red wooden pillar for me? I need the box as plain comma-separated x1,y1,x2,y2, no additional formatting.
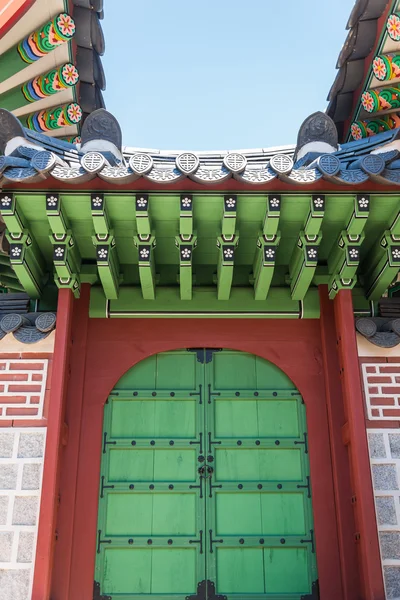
319,286,359,599
333,290,384,600
32,289,74,600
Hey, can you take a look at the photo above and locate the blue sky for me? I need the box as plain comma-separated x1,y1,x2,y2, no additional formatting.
102,0,354,150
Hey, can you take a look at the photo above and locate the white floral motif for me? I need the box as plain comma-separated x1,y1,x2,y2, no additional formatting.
140,248,150,259
1,196,11,206
137,197,148,208
11,246,21,257
47,196,57,207
92,197,103,207
392,248,400,259
313,198,324,208
358,197,369,208
270,198,280,207
307,248,317,259
224,248,234,259
98,248,108,259
181,248,191,259
349,249,359,259
54,247,64,258
225,198,236,208
265,249,275,259
181,197,192,207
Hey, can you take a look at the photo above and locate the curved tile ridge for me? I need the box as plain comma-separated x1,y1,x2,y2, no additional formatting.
2,108,400,187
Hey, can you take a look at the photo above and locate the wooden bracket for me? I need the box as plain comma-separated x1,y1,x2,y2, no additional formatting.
216,234,239,300
134,234,156,299
175,233,197,300
90,194,120,300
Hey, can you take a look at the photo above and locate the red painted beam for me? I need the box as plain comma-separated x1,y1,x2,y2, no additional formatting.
32,289,74,600
334,290,385,600
319,286,359,599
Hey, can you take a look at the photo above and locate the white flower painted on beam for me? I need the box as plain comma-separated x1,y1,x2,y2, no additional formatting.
181,248,191,259
92,197,103,207
140,248,150,259
54,247,64,258
313,197,324,208
265,248,275,259
270,198,280,208
98,248,108,259
358,197,369,208
224,248,234,259
307,248,317,259
137,197,148,208
349,249,359,259
1,196,11,206
181,197,192,207
47,196,57,207
392,248,400,259
11,247,21,257
225,198,236,208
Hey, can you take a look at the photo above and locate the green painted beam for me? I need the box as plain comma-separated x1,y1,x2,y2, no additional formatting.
364,206,400,299
253,233,281,300
327,195,370,299
262,195,281,237
222,195,237,238
289,196,325,301
46,193,81,298
175,234,197,301
135,194,151,237
134,234,156,300
1,194,45,297
179,194,193,237
90,286,320,319
216,234,239,300
90,194,120,300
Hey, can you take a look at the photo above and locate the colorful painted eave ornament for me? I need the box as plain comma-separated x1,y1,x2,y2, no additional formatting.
24,103,83,133
17,13,76,64
21,64,79,103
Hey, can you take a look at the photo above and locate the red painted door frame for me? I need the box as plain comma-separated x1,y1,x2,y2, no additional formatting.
50,317,344,599
32,289,74,600
334,290,385,600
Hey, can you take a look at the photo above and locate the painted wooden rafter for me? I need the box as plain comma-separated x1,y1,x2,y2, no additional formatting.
253,195,281,300
134,194,156,299
175,194,197,300
215,196,239,300
46,193,81,298
0,192,45,297
289,195,325,301
328,194,370,299
91,193,120,300
364,205,400,300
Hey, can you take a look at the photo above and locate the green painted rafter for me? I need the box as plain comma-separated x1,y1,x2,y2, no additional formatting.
328,194,370,298
91,193,120,300
253,195,281,300
0,193,45,297
216,196,239,300
46,193,81,298
134,194,156,299
364,205,400,300
289,195,325,301
175,194,197,300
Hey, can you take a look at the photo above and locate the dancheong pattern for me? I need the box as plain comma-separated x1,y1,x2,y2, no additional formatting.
351,114,400,140
25,103,82,132
373,53,400,82
17,13,76,64
21,64,79,103
362,87,400,114
387,12,400,42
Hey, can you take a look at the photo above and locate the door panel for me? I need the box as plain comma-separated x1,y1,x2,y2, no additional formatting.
95,350,318,600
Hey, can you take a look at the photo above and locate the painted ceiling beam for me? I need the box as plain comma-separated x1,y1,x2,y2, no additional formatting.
46,193,81,298
0,13,76,84
91,193,120,301
134,193,156,299
289,195,325,301
364,206,400,300
216,234,239,301
253,195,281,300
327,195,370,299
176,194,196,300
0,192,45,297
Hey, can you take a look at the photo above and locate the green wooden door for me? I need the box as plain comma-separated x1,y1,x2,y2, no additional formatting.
95,350,318,600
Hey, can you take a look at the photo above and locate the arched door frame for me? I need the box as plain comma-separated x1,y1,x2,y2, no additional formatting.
49,314,346,600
